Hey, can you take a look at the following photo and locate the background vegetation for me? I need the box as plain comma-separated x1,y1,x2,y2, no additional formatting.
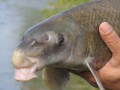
41,0,90,19
41,0,98,90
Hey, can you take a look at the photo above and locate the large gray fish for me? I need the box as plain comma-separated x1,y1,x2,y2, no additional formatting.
12,0,120,90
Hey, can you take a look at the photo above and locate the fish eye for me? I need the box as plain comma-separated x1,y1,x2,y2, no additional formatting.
42,34,49,41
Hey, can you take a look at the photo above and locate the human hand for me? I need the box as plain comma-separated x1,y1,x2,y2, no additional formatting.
98,22,120,90
78,22,120,90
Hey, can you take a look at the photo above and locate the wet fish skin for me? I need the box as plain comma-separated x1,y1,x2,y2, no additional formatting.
67,0,120,69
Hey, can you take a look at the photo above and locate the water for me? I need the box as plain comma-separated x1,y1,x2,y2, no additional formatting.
0,0,54,90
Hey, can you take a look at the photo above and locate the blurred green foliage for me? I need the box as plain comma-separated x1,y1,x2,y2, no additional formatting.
41,0,99,90
41,0,90,19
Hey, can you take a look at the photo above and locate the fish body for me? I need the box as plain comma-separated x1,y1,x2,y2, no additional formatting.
12,0,120,90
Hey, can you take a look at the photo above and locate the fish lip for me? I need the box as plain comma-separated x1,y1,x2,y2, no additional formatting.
14,64,38,81
14,56,39,81
13,58,33,69
14,56,46,81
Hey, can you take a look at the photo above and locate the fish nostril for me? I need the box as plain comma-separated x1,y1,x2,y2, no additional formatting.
56,34,64,45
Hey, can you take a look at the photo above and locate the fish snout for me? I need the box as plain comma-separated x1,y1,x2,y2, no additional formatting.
12,49,32,68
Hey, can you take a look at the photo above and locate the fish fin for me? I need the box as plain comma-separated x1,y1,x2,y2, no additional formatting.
42,67,69,90
86,57,105,90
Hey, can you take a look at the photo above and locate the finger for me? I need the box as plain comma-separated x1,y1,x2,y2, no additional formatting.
99,22,120,55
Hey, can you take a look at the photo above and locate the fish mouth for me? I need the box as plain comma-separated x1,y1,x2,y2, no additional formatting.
13,55,45,81
14,64,38,81
14,56,40,81
12,49,43,81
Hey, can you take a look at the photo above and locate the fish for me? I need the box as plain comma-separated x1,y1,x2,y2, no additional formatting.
12,0,120,90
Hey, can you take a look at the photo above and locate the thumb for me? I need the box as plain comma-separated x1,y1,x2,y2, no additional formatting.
99,22,120,55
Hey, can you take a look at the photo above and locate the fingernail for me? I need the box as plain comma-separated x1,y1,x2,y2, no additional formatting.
100,22,113,34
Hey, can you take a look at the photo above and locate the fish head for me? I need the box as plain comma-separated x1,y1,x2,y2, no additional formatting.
12,11,89,81
12,15,73,81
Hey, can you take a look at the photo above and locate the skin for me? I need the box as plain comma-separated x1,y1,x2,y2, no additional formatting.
79,22,120,90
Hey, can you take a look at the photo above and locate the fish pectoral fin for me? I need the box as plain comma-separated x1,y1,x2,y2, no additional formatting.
86,57,105,90
42,67,69,90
